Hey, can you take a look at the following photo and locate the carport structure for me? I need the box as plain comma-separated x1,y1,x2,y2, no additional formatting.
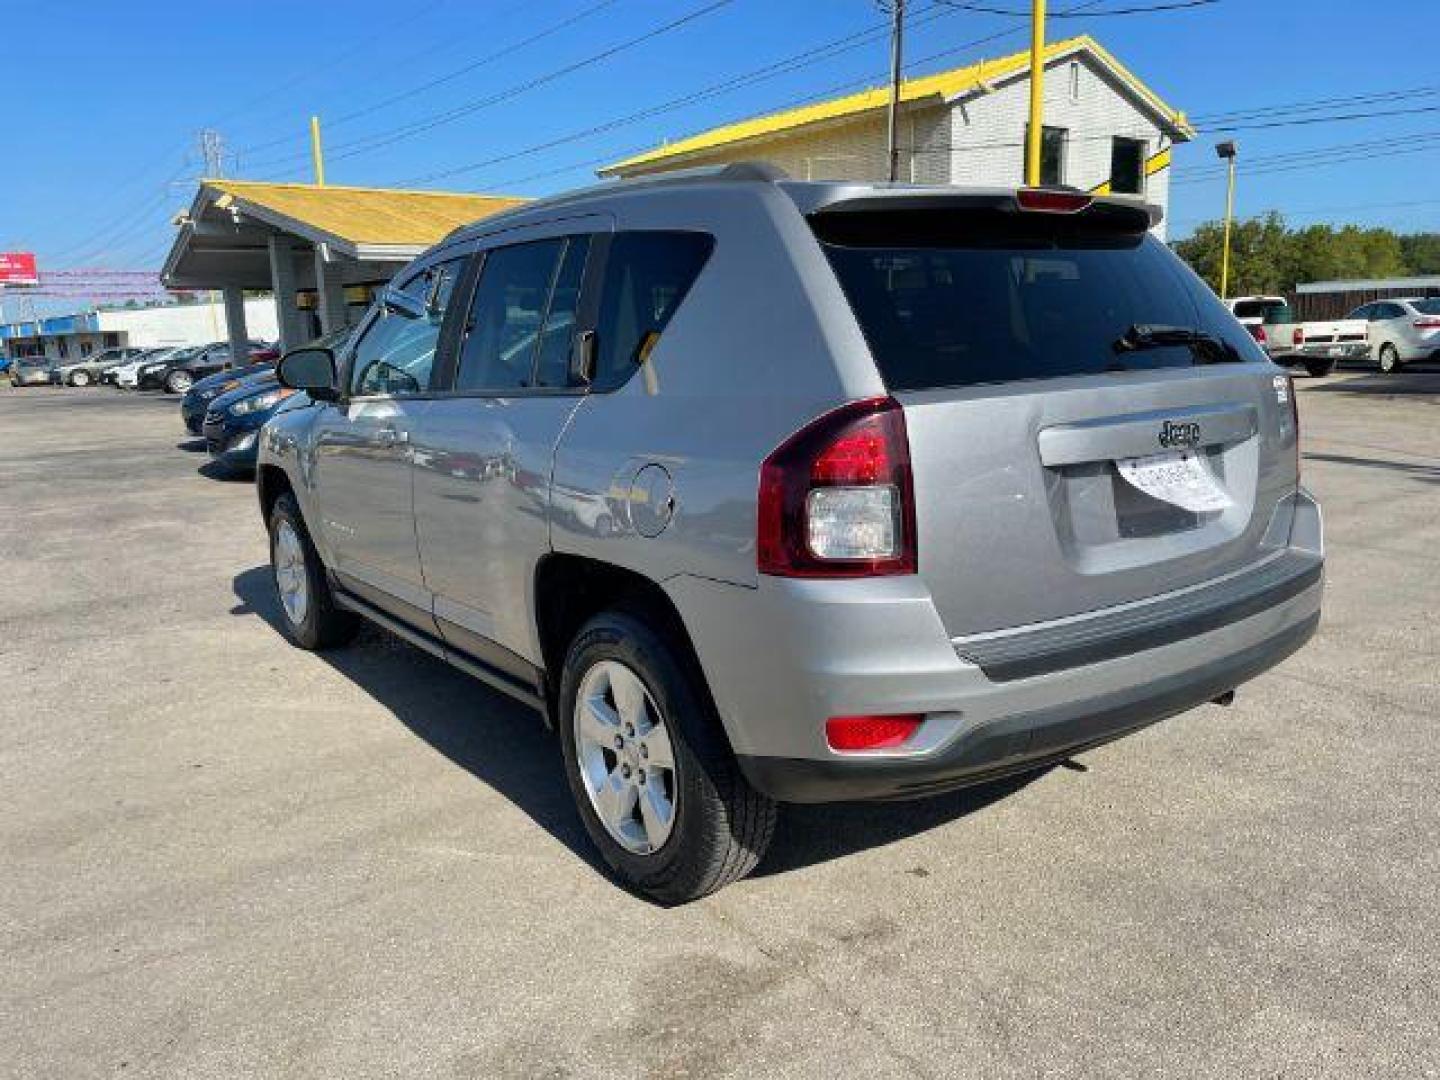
161,180,525,357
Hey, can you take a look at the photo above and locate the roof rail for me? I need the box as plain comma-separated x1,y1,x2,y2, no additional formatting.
441,161,791,244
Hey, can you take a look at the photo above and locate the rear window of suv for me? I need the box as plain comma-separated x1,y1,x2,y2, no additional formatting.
813,208,1260,391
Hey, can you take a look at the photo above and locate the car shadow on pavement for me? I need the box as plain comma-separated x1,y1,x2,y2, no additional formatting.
1304,367,1440,395
176,438,206,453
231,565,1048,888
198,461,251,482
1301,451,1440,486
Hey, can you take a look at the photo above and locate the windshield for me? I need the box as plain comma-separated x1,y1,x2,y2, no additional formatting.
814,211,1262,391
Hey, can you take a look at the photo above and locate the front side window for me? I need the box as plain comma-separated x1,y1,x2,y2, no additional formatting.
593,232,714,390
454,240,565,392
1110,137,1146,196
350,258,464,396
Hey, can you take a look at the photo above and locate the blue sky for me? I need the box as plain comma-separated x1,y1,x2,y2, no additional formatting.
2,0,1436,292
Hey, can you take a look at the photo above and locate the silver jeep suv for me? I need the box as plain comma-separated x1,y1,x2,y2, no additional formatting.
259,164,1323,902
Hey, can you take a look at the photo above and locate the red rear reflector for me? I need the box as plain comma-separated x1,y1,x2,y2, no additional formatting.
1293,328,1305,345
1016,188,1093,214
825,714,924,752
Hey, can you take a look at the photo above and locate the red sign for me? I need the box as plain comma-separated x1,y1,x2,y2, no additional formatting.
0,252,38,285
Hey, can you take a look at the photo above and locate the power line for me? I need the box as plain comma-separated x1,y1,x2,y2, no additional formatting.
935,0,1218,14
231,0,620,160
242,0,736,175
400,0,1112,187
393,1,976,186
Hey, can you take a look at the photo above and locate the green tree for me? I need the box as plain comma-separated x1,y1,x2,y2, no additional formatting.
1400,233,1440,275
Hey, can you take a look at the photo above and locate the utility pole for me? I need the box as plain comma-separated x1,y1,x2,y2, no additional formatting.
1216,140,1238,299
310,115,327,186
885,0,905,182
1025,0,1047,186
198,129,226,178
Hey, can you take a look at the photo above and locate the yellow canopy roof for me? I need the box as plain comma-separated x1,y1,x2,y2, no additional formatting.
602,34,1192,175
204,180,526,248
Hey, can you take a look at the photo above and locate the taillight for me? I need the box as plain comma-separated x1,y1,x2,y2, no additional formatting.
1015,188,1093,214
1292,327,1305,346
1413,317,1440,330
1251,324,1268,344
758,397,917,577
825,714,924,752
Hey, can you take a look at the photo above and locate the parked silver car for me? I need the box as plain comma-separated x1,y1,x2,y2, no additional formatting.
257,165,1323,901
1347,297,1440,373
10,356,55,387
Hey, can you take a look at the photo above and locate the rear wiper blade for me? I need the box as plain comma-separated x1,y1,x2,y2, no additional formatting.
1113,324,1238,364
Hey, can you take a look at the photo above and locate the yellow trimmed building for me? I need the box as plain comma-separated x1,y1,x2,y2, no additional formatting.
601,35,1191,237
162,180,524,351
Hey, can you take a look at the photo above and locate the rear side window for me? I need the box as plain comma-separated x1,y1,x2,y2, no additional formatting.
454,240,565,392
593,232,714,391
815,210,1261,391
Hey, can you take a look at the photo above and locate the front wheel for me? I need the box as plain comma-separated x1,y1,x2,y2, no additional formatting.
70,370,92,387
559,609,776,904
1378,343,1403,374
165,369,193,393
268,493,359,650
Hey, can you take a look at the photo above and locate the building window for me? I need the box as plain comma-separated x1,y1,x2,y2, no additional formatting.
58,340,69,359
103,332,119,347
1069,61,1081,102
1110,137,1147,195
1023,125,1068,185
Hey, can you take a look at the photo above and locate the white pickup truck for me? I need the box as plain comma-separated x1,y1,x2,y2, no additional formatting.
1227,295,1369,377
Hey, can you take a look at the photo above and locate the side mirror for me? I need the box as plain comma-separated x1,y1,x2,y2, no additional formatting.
381,284,426,321
277,347,339,402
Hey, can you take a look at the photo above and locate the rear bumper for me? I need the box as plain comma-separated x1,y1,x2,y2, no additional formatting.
1272,342,1368,363
670,489,1324,804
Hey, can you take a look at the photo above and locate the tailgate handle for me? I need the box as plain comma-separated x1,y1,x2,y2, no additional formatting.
1037,405,1257,467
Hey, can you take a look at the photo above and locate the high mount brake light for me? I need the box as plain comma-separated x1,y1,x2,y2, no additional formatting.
758,397,917,578
1015,188,1093,214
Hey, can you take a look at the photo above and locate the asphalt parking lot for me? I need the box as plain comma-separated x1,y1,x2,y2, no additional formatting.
2,374,1437,1079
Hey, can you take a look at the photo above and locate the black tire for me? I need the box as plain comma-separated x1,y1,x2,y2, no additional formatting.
1304,358,1337,378
267,492,359,650
165,369,193,394
1378,343,1402,374
558,609,776,904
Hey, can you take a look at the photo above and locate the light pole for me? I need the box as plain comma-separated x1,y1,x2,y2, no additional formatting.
885,0,905,182
1216,139,1238,299
1025,0,1047,186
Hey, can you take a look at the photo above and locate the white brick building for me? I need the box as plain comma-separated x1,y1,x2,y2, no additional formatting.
601,35,1191,237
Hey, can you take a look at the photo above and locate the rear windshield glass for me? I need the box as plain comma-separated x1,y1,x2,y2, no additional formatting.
1412,298,1440,315
1232,299,1289,322
813,209,1262,391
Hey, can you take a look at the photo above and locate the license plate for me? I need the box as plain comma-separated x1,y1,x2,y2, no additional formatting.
1116,450,1233,513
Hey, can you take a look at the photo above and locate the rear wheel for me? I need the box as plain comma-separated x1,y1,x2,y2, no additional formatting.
1378,343,1403,374
558,609,776,903
267,492,358,650
165,369,193,393
1304,358,1337,378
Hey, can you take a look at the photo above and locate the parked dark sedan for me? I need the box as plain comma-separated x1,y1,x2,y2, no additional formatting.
202,379,299,474
136,345,205,390
181,363,277,434
162,339,275,394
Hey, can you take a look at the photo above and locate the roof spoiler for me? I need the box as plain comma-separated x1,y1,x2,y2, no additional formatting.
809,186,1161,231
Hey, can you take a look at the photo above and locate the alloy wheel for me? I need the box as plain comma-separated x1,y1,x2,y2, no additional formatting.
272,520,310,627
573,659,678,855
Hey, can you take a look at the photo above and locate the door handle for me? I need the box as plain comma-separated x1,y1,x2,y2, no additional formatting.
376,426,409,447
